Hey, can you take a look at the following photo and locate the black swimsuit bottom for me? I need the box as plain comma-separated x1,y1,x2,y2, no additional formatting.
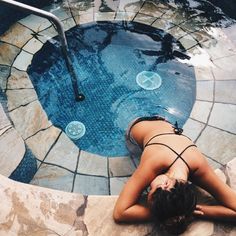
129,116,196,173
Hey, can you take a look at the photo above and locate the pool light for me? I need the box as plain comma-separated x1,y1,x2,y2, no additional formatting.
65,121,86,140
136,71,162,90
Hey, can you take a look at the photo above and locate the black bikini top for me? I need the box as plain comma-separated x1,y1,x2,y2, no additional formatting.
144,121,196,173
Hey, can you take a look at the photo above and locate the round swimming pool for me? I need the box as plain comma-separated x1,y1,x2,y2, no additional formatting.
27,21,196,157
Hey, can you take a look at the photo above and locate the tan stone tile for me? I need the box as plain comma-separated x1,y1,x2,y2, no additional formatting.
226,158,236,190
62,17,76,31
47,6,72,21
77,151,108,177
85,196,152,235
37,26,58,43
118,0,143,13
208,103,236,133
74,13,94,25
179,34,198,50
0,42,21,66
109,156,135,177
26,126,61,161
44,132,79,171
152,18,172,31
0,22,33,48
114,12,136,21
139,1,164,17
30,164,74,192
133,13,156,25
0,128,25,177
9,100,52,139
94,12,116,21
168,26,188,39
22,38,43,54
7,89,37,111
190,100,212,123
12,50,33,71
94,0,119,12
181,220,214,236
7,68,34,89
183,118,205,142
196,126,236,165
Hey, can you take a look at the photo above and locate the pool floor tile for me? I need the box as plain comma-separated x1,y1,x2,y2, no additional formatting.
44,132,79,172
110,177,129,195
196,126,236,165
208,103,236,133
30,164,74,192
73,174,109,195
77,151,108,177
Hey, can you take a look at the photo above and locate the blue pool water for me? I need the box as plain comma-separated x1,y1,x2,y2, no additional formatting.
28,21,196,157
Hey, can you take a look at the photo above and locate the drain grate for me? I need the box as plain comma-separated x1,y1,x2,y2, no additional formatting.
136,71,162,90
65,121,86,140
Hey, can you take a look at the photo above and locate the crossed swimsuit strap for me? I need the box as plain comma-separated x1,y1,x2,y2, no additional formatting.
144,133,196,172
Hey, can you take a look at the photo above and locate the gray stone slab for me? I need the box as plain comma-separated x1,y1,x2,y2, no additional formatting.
22,38,43,54
37,26,58,43
0,128,25,177
108,157,136,177
26,126,61,161
0,42,20,66
196,80,214,101
74,13,94,25
179,34,198,50
118,0,143,12
196,126,236,165
183,118,205,142
110,177,129,195
215,80,236,104
9,100,52,139
194,66,214,81
206,157,223,170
7,68,34,89
73,174,109,195
0,65,10,91
62,17,76,31
30,164,74,192
77,151,108,177
19,15,52,32
94,12,116,21
208,103,236,133
94,0,119,12
12,51,33,71
114,12,136,21
44,132,79,171
7,89,37,111
190,100,212,123
0,22,33,48
211,55,236,81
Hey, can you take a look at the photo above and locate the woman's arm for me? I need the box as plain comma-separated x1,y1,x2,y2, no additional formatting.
194,204,236,222
113,153,161,223
193,155,236,222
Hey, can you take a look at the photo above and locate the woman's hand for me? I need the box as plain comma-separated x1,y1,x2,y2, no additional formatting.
193,205,204,217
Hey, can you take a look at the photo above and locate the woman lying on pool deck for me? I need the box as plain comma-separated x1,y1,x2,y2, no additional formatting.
113,116,236,235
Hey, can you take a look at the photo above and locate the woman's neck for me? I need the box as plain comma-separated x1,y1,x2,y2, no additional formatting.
165,167,189,181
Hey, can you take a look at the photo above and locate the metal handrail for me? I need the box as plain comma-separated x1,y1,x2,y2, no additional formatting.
0,0,85,101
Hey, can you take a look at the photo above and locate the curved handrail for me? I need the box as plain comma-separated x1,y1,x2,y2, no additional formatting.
0,0,85,101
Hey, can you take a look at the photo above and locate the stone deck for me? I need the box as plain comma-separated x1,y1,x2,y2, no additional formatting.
0,0,236,235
